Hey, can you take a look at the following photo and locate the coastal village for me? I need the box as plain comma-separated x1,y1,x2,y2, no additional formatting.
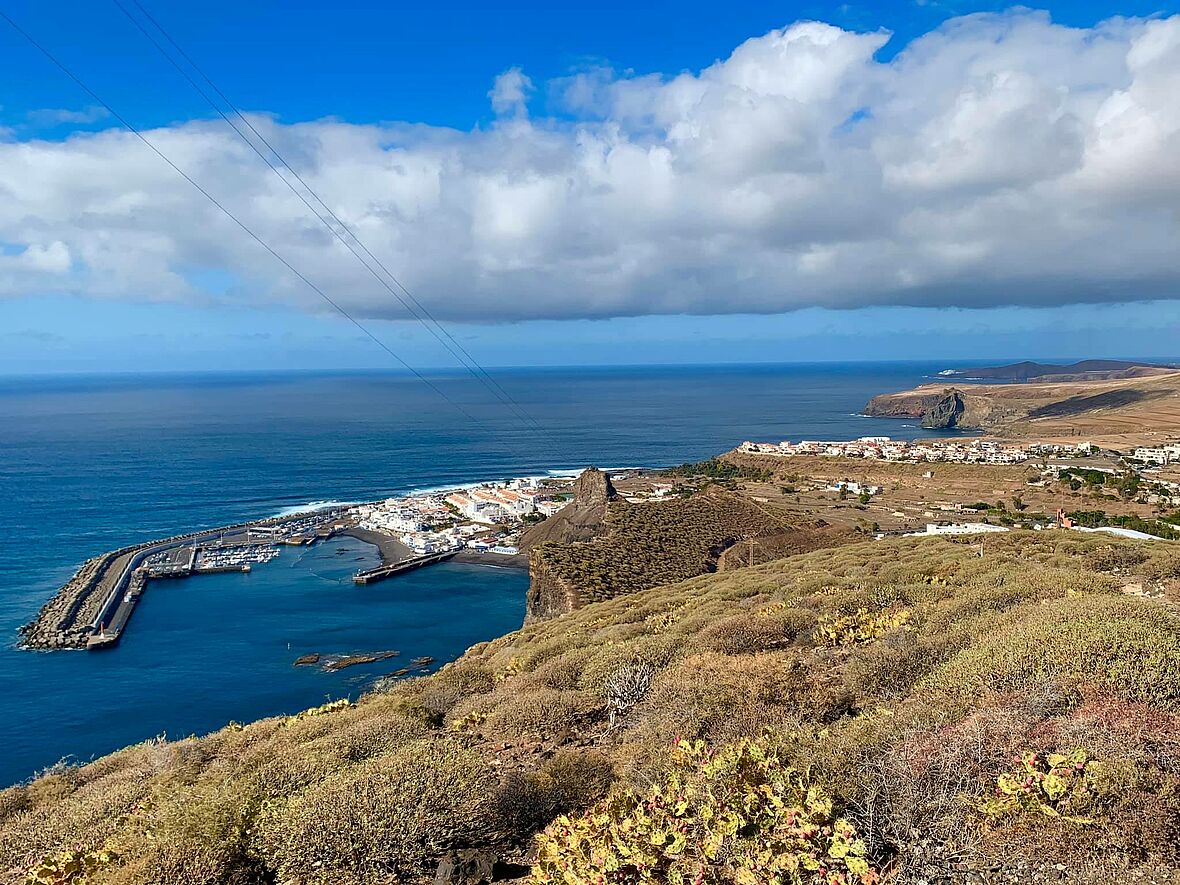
351,477,566,555
24,430,1180,654
732,434,1180,541
738,435,1098,465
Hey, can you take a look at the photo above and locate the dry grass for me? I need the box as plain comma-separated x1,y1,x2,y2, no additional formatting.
8,531,1180,884
530,487,792,606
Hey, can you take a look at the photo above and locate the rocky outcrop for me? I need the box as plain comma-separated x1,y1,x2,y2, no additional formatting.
524,556,583,624
864,387,989,430
522,468,617,623
862,390,946,419
518,467,616,552
920,389,966,429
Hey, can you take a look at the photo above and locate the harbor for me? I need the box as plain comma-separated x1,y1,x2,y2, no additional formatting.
23,509,351,651
21,473,575,653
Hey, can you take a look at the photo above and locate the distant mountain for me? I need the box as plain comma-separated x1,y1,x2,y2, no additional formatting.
939,359,1176,383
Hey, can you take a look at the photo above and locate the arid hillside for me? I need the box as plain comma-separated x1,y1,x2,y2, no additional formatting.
6,531,1180,885
865,370,1180,445
526,485,807,620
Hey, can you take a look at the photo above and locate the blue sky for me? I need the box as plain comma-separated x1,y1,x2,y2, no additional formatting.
1,0,1179,373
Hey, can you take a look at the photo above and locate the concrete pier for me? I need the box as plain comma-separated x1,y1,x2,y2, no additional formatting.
352,549,459,584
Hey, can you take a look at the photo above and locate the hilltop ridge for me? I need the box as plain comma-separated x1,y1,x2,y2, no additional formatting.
865,369,1180,443
939,359,1176,383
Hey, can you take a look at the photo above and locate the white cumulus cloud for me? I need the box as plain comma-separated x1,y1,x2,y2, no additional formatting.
1,9,1179,322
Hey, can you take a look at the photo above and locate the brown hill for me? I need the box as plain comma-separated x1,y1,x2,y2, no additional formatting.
9,532,1180,885
518,467,617,552
525,486,851,622
939,359,1175,383
865,370,1180,445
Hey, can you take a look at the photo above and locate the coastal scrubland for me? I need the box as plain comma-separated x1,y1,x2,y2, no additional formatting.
527,487,814,617
7,531,1180,884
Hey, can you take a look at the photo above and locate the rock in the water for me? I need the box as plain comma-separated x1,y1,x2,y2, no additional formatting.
293,653,320,666
320,651,399,671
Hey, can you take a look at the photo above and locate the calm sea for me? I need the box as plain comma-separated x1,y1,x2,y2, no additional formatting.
0,362,963,785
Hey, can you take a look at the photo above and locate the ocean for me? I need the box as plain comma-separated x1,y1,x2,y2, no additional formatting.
0,362,965,785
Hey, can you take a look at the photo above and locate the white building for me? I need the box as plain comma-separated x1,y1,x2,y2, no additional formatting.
1134,447,1172,465
909,523,1010,537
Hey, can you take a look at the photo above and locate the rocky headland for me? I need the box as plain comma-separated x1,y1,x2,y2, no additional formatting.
864,369,1180,443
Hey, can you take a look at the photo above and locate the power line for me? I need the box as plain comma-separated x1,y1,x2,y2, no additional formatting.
114,0,555,442
0,7,490,428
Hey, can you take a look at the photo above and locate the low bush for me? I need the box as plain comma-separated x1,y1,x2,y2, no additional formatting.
496,749,616,835
260,739,498,884
919,596,1180,710
695,609,811,655
532,736,877,885
13,531,1180,883
483,689,598,739
815,608,910,647
977,748,1099,822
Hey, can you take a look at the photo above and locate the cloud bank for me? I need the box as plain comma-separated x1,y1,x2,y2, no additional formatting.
1,9,1179,322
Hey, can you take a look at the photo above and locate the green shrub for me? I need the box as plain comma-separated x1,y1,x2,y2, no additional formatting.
576,634,683,698
532,736,876,885
483,689,598,738
25,841,121,885
1085,545,1149,573
695,609,811,655
261,739,497,883
404,663,496,723
630,653,843,749
844,633,953,700
527,647,595,690
920,597,1180,708
978,749,1104,823
816,608,910,647
496,749,616,835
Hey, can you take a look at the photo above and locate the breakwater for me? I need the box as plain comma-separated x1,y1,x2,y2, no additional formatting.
352,548,459,584
21,509,348,650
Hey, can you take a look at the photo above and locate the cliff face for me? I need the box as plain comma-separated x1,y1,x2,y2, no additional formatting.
920,389,966,429
862,390,945,419
524,556,583,623
519,467,616,552
865,387,990,430
522,468,618,623
863,370,1180,442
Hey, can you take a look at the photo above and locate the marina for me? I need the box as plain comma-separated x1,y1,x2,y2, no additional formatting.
25,510,351,652
25,475,570,652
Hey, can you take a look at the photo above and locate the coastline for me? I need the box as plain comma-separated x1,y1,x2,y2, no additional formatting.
25,479,547,652
343,526,528,570
340,526,414,564
452,548,529,570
